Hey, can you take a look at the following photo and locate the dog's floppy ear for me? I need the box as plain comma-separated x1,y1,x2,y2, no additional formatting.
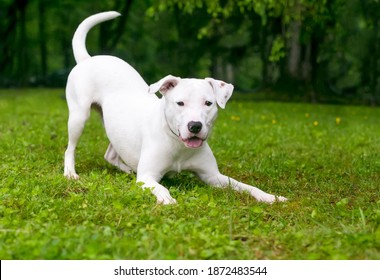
148,75,181,95
205,78,234,109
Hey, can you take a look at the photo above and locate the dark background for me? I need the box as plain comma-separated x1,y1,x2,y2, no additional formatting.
1,0,379,105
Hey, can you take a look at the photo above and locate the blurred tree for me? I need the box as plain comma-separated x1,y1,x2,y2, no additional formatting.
38,0,48,82
0,0,30,86
98,0,133,53
0,0,378,105
148,0,338,101
150,0,380,104
360,0,380,106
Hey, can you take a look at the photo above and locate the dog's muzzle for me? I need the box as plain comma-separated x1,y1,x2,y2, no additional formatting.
179,121,204,148
166,112,206,148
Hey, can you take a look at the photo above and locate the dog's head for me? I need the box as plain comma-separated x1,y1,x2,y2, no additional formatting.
148,75,234,148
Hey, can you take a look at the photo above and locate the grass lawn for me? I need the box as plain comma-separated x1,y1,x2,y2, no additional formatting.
0,88,379,260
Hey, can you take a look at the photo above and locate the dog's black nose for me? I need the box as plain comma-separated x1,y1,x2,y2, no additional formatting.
188,121,202,134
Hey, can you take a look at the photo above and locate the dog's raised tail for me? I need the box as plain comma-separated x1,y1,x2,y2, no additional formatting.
72,11,121,64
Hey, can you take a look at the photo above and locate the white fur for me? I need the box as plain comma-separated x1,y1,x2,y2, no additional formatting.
64,11,287,204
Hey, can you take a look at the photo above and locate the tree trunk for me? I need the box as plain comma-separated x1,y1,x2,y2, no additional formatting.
287,20,301,79
310,34,319,103
38,0,47,82
369,19,379,106
301,42,311,82
259,23,270,85
0,3,17,72
99,0,133,53
0,0,28,86
16,0,29,86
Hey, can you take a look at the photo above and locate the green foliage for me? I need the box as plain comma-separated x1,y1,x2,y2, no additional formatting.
1,0,380,103
146,0,380,103
1,89,380,259
269,36,285,62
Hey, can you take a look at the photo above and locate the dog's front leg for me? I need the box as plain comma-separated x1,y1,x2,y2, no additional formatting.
201,173,287,203
137,174,177,205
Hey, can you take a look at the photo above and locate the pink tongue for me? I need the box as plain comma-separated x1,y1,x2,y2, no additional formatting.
185,137,203,148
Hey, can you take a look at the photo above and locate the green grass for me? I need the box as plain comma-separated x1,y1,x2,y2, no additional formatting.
1,88,380,260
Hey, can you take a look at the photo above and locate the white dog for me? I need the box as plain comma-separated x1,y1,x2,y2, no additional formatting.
64,11,287,204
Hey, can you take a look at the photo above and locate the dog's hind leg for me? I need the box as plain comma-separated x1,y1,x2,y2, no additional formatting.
92,105,133,173
64,106,91,179
104,144,133,173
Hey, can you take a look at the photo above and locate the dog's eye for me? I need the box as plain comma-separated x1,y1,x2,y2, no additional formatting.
205,101,213,106
176,101,185,106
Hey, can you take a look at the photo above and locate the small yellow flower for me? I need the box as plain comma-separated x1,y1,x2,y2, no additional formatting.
231,116,240,121
313,121,319,126
335,117,341,125
272,119,277,124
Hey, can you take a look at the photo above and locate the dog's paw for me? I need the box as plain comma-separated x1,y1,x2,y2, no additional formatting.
155,190,177,205
275,195,288,202
157,195,177,205
254,192,287,204
64,170,80,180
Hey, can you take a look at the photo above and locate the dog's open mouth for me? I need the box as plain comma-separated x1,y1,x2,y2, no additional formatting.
182,136,204,148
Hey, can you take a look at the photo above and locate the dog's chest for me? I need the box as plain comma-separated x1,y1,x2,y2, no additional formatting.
167,148,200,173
